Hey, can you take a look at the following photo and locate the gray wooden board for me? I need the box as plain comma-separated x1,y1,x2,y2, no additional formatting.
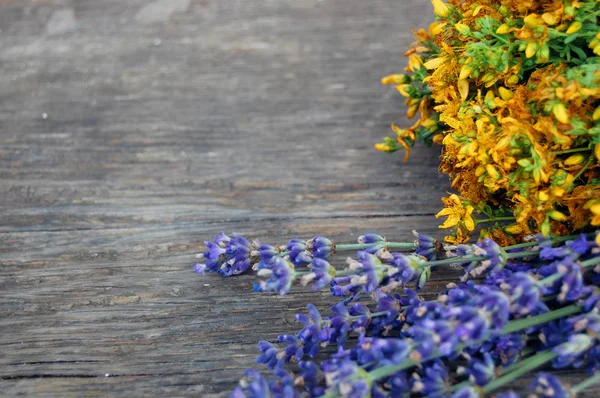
0,0,595,396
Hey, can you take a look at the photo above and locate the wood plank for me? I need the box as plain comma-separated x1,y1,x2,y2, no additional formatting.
0,0,595,396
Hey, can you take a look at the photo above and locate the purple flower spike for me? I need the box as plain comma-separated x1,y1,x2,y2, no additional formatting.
529,372,570,398
413,230,439,261
462,352,495,386
358,233,385,244
253,257,296,295
552,334,593,368
450,386,480,398
195,232,255,277
230,369,271,398
496,392,521,398
307,236,334,259
256,341,279,369
303,257,335,290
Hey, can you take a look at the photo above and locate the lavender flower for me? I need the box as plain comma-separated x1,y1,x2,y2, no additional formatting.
230,369,271,398
323,359,371,398
411,360,450,397
413,230,439,261
320,302,351,346
450,386,480,398
302,257,335,290
552,334,593,368
388,253,420,285
256,341,279,369
253,257,296,295
356,337,411,368
307,236,334,259
537,253,586,304
296,361,324,397
358,233,385,244
503,272,546,317
195,232,254,276
459,352,495,386
489,332,526,366
529,372,571,398
496,392,521,398
286,238,313,267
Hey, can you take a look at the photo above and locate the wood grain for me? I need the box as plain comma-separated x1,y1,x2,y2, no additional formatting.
0,0,595,396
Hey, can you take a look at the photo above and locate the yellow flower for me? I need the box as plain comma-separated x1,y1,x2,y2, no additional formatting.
436,194,476,231
381,74,409,85
552,103,570,124
431,0,451,18
525,41,539,58
566,21,582,35
424,57,445,70
374,143,392,152
564,154,585,166
496,24,510,34
584,200,600,226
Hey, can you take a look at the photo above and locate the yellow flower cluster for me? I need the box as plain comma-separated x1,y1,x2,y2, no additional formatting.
378,0,600,244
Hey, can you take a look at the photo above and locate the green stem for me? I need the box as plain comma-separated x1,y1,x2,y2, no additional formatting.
570,156,594,189
482,351,557,393
571,372,600,394
501,305,581,334
553,147,591,155
475,216,516,225
498,348,548,376
363,305,580,387
335,242,415,251
582,256,600,268
417,250,533,268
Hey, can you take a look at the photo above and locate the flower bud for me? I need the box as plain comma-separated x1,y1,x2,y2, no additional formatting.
537,43,550,63
498,87,513,101
454,23,471,36
459,65,472,81
505,224,523,234
505,74,519,86
431,0,451,18
552,103,570,124
548,210,568,221
524,14,543,29
381,74,410,85
424,57,444,70
395,84,412,97
564,154,585,166
525,41,539,58
595,143,600,162
542,12,558,25
496,24,510,34
565,21,582,35
486,164,501,179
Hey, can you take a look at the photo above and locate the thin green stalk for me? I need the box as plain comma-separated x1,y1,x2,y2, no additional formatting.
417,250,533,268
482,351,557,393
501,305,581,334
553,147,591,155
498,348,550,376
571,372,600,394
335,242,415,251
569,156,594,189
582,256,600,268
365,305,579,386
475,216,516,225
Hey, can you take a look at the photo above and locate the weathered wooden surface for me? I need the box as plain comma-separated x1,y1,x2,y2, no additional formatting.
0,0,595,396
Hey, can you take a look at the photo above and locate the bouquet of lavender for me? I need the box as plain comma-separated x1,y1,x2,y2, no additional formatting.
195,231,600,397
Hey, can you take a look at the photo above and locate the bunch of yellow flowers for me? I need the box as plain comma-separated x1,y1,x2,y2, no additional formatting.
377,0,600,244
